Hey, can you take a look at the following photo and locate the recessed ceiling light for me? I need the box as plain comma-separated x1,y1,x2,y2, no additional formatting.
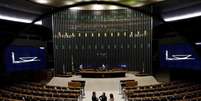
69,7,82,10
154,0,165,1
34,0,49,4
164,11,201,22
92,4,105,10
108,5,120,9
133,2,145,7
195,42,201,45
35,21,42,25
0,15,42,25
65,1,75,5
40,47,45,49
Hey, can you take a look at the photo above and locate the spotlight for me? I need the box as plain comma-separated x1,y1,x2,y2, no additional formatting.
92,4,105,10
108,5,119,10
33,0,49,4
69,7,82,10
164,11,201,22
0,15,42,25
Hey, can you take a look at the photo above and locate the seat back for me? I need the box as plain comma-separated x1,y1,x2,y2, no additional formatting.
68,82,81,89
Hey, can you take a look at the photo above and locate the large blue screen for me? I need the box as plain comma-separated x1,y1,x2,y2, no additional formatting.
160,44,201,70
5,46,46,72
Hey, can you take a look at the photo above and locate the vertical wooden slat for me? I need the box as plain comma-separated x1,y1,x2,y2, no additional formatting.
52,8,153,74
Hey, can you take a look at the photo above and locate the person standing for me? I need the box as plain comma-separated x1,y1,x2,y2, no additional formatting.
109,93,114,101
99,92,107,101
92,92,98,101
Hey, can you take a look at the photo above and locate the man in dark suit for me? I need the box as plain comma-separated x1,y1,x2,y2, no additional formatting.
92,91,98,101
99,92,107,101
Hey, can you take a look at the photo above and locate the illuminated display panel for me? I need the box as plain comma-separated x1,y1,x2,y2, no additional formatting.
160,44,201,70
4,46,46,72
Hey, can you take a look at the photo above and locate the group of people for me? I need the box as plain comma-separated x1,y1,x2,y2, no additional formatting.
92,92,114,101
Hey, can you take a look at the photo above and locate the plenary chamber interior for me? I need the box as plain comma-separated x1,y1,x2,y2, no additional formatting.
1,0,201,101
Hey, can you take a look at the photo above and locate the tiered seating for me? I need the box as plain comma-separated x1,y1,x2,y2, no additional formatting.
71,80,86,95
0,81,85,101
0,96,22,101
120,80,138,93
121,80,201,101
68,82,82,90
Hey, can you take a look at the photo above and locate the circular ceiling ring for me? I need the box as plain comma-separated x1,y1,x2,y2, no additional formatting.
31,1,165,25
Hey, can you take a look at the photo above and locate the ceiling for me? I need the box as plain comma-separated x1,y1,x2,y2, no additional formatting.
29,0,164,8
0,0,201,21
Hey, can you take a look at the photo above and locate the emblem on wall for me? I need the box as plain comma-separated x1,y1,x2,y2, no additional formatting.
165,50,195,61
11,52,40,64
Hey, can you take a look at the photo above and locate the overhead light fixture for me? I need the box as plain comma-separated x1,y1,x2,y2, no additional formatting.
92,4,105,10
108,5,119,10
0,15,42,25
164,11,201,22
65,1,75,5
154,0,165,1
195,42,201,45
40,47,45,49
133,3,145,7
34,21,42,25
69,7,82,10
74,0,82,2
34,0,49,4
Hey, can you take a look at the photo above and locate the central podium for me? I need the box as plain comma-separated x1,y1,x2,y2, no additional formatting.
78,67,127,78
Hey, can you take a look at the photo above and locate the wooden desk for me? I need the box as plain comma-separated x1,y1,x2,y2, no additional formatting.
79,71,126,78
